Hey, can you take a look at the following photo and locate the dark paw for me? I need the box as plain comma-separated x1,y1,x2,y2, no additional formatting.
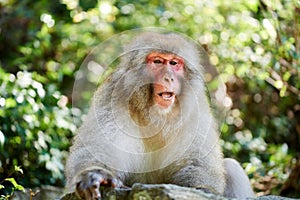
76,170,123,200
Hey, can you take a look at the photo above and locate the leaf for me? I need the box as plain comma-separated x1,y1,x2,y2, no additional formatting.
0,130,4,147
282,72,291,81
4,98,17,108
14,166,23,174
5,178,25,192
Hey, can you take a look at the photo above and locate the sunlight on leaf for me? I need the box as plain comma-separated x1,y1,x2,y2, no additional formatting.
5,178,25,192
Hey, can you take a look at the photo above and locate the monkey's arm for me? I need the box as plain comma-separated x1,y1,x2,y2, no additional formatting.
65,145,125,200
165,160,226,195
65,125,125,199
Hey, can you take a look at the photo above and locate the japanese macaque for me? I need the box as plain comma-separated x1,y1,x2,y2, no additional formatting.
65,32,255,199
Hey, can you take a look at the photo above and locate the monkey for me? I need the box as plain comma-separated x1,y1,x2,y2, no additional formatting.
65,32,255,199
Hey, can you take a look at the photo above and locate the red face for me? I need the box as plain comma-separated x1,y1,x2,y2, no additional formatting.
146,52,185,109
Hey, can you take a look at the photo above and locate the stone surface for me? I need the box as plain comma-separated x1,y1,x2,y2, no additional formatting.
12,185,64,200
13,184,297,200
61,184,227,200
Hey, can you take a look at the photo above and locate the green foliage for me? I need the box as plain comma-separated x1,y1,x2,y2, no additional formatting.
0,166,24,199
0,69,78,195
0,0,299,197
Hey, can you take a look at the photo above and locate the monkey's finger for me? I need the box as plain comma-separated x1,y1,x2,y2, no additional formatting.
89,187,101,200
111,177,123,188
88,171,104,184
76,182,87,199
89,178,101,199
83,188,94,200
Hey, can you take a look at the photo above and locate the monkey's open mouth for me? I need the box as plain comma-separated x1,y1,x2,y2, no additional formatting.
157,92,175,100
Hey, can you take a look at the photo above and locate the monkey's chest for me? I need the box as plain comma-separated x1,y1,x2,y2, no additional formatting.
124,170,165,186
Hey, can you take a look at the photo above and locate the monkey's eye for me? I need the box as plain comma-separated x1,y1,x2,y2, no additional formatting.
169,61,177,65
153,59,162,64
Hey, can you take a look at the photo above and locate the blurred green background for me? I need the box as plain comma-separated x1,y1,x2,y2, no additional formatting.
0,0,299,198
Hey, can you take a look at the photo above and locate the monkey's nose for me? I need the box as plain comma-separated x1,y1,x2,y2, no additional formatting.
164,76,174,82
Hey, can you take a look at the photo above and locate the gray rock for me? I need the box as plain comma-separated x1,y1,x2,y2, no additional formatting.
61,183,227,200
13,184,297,200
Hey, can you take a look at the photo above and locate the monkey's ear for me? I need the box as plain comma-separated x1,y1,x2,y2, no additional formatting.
196,44,211,69
195,43,219,84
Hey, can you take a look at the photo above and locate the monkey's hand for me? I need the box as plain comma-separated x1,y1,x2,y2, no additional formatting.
76,169,123,200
